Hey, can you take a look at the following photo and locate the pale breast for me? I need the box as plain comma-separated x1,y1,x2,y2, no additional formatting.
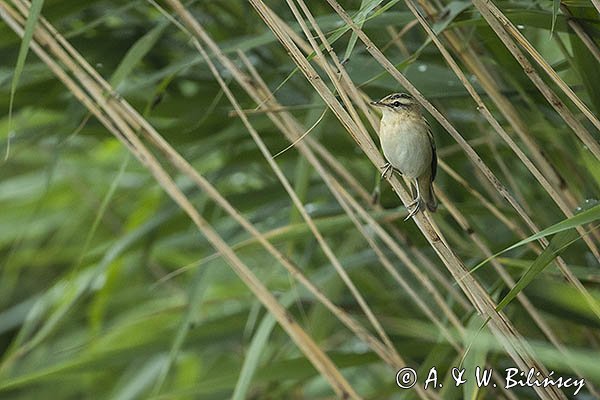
379,116,432,179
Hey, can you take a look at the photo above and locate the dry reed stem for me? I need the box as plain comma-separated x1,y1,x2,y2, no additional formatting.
590,0,600,15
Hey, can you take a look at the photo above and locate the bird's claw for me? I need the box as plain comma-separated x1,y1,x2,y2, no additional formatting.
380,163,394,180
406,197,420,209
404,198,423,221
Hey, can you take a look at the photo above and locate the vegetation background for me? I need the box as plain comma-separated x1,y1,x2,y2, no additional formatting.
0,0,599,399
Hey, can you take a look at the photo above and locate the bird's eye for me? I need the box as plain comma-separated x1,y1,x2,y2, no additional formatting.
393,101,401,107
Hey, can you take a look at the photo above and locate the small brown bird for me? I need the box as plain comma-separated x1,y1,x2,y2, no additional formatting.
370,93,437,219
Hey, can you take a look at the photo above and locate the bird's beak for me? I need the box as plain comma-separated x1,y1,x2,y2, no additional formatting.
370,100,382,107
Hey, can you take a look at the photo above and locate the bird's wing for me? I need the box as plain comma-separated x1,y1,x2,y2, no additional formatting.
424,117,437,182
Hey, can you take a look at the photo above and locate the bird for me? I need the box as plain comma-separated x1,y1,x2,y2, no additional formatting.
370,92,437,220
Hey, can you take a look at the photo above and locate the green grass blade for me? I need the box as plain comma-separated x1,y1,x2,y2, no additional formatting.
551,0,560,36
231,293,296,400
342,0,382,63
110,20,169,87
462,316,489,400
495,228,583,312
8,0,45,132
470,203,600,274
151,262,211,396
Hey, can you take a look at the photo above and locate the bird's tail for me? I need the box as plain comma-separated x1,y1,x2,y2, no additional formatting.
417,175,437,212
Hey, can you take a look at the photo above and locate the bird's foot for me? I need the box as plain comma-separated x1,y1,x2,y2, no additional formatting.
406,196,420,209
404,197,423,221
380,163,395,180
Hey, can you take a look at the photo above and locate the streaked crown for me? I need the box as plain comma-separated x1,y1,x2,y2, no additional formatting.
370,92,418,111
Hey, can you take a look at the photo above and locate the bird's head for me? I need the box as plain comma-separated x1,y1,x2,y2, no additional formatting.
370,93,420,115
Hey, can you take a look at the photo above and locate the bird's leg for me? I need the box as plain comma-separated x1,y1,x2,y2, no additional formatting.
372,162,395,204
405,180,420,208
404,179,422,221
